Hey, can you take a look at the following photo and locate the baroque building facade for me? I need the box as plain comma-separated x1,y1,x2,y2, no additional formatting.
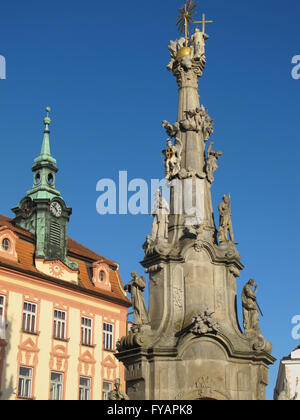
274,346,300,400
0,110,130,400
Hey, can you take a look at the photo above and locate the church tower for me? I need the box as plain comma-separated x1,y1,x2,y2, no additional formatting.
12,107,78,278
116,2,275,400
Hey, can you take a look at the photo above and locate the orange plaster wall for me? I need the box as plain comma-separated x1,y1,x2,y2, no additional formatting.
0,267,129,400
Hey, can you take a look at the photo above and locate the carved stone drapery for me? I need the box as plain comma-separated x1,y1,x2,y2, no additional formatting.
124,272,150,325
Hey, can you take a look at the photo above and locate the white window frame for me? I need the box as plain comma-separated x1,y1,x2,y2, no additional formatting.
22,301,37,333
0,294,5,324
0,295,5,340
103,322,114,351
18,366,33,399
50,371,64,400
81,317,93,346
102,380,113,400
79,376,91,400
53,309,67,340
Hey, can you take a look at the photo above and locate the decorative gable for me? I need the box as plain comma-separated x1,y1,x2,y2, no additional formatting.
92,261,111,291
0,227,18,263
35,258,78,284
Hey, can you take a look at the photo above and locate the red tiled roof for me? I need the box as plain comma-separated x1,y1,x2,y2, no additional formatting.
0,214,130,306
293,345,300,351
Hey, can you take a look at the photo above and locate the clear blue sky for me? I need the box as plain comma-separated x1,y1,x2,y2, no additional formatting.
1,0,300,400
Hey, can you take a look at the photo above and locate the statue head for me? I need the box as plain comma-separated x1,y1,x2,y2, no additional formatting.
115,378,121,391
249,278,256,286
167,139,173,148
131,272,138,279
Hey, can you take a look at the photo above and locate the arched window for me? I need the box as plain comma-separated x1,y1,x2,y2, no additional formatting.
2,238,10,251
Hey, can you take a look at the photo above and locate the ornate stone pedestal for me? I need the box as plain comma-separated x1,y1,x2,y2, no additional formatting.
115,25,275,400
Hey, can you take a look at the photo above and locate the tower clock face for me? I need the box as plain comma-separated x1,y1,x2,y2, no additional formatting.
50,201,62,218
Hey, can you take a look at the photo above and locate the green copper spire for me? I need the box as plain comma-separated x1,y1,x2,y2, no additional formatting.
39,107,52,157
12,106,78,272
34,106,57,168
27,107,61,200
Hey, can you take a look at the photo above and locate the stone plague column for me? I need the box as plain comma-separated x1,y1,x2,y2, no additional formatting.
116,7,275,400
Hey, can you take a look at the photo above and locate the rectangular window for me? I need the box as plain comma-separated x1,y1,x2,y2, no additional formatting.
0,295,5,323
103,322,114,350
0,295,5,339
22,301,37,333
18,366,33,399
79,376,91,400
102,381,113,400
81,317,93,346
50,372,64,400
53,310,66,340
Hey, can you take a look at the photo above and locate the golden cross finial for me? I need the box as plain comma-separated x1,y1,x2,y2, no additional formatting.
194,13,213,33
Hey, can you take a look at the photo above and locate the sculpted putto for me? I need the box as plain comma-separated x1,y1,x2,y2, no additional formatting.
167,37,186,72
162,106,213,141
191,310,220,335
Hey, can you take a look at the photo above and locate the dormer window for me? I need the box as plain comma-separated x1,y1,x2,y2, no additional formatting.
92,262,111,291
0,227,18,262
2,238,10,251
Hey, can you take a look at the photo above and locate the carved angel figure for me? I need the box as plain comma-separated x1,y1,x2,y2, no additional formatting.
199,105,214,141
191,310,220,335
162,106,213,144
162,138,183,180
162,120,180,138
180,110,198,131
167,37,186,71
206,142,222,183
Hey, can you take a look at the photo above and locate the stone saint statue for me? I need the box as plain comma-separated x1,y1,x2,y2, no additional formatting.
190,28,208,60
218,194,234,243
162,138,183,180
124,272,150,325
206,142,222,183
151,189,169,241
242,279,260,333
108,378,130,400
